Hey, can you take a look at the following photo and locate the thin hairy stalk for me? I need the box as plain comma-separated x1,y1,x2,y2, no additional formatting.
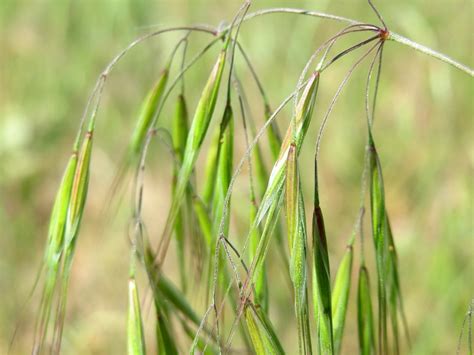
235,42,285,167
241,8,360,26
168,33,192,69
352,41,384,255
236,42,271,108
349,43,384,261
179,34,190,95
218,236,243,295
131,129,157,266
293,25,378,120
234,76,258,206
73,77,104,150
357,209,368,267
190,305,215,353
322,34,380,70
356,208,367,261
365,43,384,129
116,8,474,86
367,0,387,30
77,26,217,144
198,274,242,353
387,32,473,76
362,49,382,239
179,313,219,354
151,37,222,131
75,6,471,147
226,3,250,102
231,8,473,76
315,40,382,161
221,235,251,275
318,27,380,70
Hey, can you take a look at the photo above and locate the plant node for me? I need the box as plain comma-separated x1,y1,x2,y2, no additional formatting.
379,28,389,41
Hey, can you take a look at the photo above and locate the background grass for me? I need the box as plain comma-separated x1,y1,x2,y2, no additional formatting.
0,0,472,353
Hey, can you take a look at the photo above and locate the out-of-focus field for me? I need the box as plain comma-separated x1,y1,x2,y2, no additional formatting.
1,0,472,354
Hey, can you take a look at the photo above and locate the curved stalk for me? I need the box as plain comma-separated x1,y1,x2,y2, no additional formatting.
232,7,473,76
387,32,473,76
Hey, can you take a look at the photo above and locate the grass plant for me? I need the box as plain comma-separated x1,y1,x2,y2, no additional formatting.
18,1,473,354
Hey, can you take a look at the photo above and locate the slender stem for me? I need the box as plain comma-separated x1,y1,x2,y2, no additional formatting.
315,41,383,161
150,37,222,131
75,25,217,145
236,42,271,107
79,6,471,142
78,6,471,143
233,7,473,77
241,8,360,26
388,32,473,76
226,2,251,102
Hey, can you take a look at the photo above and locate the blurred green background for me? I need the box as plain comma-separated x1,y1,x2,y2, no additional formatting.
1,0,472,354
